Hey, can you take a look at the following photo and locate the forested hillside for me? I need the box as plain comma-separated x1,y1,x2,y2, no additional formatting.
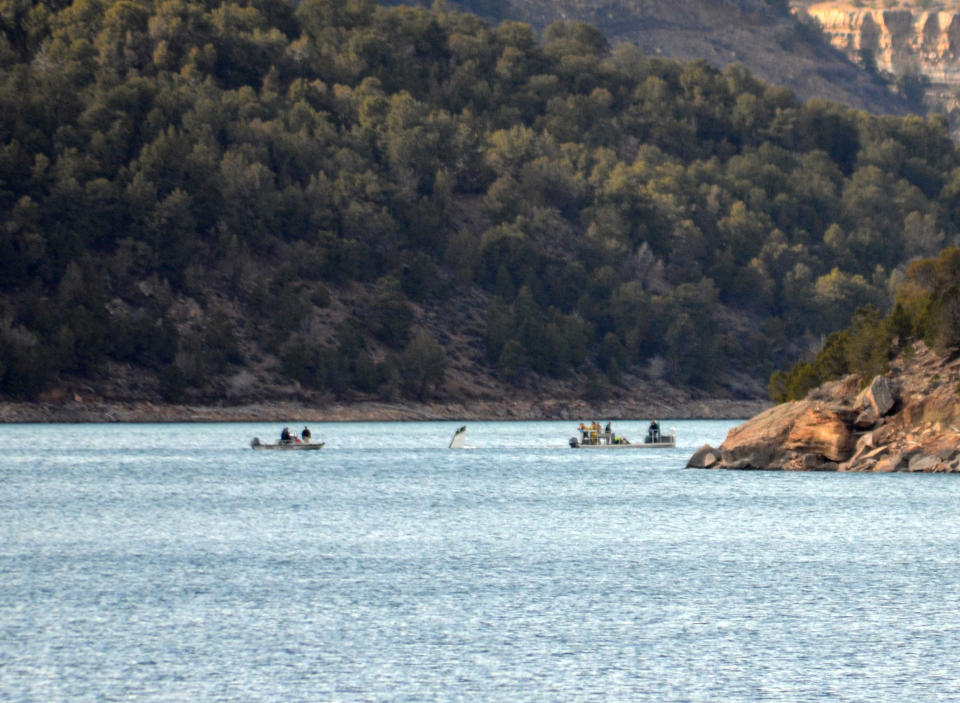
770,246,960,402
2,0,960,405
423,0,913,116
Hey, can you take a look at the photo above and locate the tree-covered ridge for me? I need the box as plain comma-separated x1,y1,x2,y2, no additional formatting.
770,247,960,402
2,0,960,402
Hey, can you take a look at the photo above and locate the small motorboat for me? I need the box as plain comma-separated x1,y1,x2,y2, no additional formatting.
250,437,324,450
569,422,675,448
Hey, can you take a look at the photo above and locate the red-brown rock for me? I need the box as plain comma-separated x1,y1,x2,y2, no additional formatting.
687,341,960,472
705,401,853,469
783,405,855,461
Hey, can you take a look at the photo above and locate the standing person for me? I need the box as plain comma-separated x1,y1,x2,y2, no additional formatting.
281,426,292,443
301,426,311,443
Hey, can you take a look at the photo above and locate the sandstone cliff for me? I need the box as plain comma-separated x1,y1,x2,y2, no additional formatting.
804,2,960,84
688,341,960,471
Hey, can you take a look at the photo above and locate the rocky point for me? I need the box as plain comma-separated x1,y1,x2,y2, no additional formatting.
687,341,960,472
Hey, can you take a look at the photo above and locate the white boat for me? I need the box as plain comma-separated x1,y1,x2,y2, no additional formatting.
250,437,324,450
449,426,467,449
569,423,675,448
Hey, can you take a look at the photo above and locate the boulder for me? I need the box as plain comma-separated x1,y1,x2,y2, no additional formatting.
873,454,906,472
937,448,960,462
807,374,861,405
856,375,897,418
714,401,853,468
840,444,890,472
870,421,902,447
853,408,878,430
686,444,720,468
722,401,808,449
715,402,808,469
908,454,941,473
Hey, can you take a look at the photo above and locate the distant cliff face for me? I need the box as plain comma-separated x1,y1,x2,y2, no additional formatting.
805,2,960,84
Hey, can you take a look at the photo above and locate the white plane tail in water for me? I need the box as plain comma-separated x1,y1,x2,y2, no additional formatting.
449,426,467,449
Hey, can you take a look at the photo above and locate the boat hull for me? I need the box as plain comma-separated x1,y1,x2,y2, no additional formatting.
570,439,675,449
251,439,324,450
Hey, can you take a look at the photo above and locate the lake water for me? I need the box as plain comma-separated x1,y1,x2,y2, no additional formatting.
3,419,960,701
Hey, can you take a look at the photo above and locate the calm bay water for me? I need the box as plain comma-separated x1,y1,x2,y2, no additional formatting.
3,419,960,701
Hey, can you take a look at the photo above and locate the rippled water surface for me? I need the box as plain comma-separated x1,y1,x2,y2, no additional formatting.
3,420,960,701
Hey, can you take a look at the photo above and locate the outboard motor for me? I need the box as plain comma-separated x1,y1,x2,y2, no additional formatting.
569,437,579,448
251,437,261,448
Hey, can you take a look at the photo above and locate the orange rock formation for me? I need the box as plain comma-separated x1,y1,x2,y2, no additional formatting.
688,340,960,471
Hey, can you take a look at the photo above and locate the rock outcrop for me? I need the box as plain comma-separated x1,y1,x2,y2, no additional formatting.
687,341,960,472
806,3,960,80
802,1,960,118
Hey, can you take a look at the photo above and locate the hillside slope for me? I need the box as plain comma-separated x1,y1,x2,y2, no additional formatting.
430,0,913,114
2,0,960,414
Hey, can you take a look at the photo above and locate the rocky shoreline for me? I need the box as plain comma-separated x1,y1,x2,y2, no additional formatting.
688,341,960,472
0,396,772,423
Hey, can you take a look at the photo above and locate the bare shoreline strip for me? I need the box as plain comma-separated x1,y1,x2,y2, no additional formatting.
0,398,772,423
